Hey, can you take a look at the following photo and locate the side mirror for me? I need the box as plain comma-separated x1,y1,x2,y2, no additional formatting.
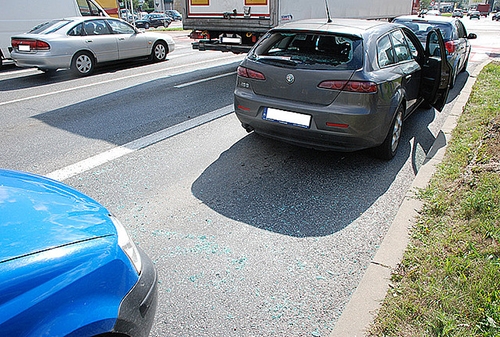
468,33,477,39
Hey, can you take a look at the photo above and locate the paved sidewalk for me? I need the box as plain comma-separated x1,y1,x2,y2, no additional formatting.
330,58,492,337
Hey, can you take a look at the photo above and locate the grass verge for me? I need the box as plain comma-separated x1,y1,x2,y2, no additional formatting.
369,61,500,336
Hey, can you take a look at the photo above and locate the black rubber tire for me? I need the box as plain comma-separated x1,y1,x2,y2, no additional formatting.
144,22,150,29
151,41,167,62
450,66,457,89
373,104,404,160
40,68,57,76
460,58,468,73
71,51,95,76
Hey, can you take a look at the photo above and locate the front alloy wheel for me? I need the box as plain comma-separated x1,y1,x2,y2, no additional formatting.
151,42,167,62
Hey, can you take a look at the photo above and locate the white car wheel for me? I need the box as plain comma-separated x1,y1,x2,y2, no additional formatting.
152,42,167,62
71,51,94,76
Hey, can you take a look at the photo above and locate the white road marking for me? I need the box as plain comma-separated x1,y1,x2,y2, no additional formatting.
0,54,242,107
174,71,236,88
46,104,234,181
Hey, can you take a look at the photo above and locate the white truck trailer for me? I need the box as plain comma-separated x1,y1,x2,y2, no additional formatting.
0,0,107,67
182,0,414,53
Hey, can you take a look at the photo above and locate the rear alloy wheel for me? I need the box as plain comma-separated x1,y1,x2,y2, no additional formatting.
144,22,150,29
71,51,94,76
151,41,167,62
374,104,404,160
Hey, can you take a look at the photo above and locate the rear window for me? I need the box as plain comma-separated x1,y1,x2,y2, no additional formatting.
392,19,453,41
28,20,72,34
249,31,363,70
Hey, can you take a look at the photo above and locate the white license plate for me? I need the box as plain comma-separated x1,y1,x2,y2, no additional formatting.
19,45,30,51
221,36,242,44
263,107,311,128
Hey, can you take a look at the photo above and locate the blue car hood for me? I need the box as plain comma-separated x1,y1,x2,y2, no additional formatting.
0,169,115,263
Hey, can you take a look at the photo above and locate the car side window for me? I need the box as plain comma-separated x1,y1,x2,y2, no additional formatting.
93,20,112,35
427,30,442,57
68,23,84,36
402,30,419,59
391,29,412,62
107,19,136,34
377,35,395,67
83,20,110,35
456,21,467,38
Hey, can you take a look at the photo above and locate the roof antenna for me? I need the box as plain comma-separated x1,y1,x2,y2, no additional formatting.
325,0,332,23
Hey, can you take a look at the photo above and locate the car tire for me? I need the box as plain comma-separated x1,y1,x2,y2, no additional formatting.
71,51,95,76
373,104,404,160
144,23,150,29
151,41,167,62
460,58,468,73
40,68,57,76
450,66,457,89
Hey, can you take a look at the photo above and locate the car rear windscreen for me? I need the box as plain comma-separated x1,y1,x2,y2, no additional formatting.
28,20,72,34
393,19,453,41
250,31,363,70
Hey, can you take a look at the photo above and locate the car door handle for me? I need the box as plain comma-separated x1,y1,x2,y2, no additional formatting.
119,38,125,41
86,40,93,43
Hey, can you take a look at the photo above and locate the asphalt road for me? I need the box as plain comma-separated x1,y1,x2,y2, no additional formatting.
1,17,499,337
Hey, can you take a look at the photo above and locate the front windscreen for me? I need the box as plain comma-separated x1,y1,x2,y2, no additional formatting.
77,0,105,16
249,31,363,70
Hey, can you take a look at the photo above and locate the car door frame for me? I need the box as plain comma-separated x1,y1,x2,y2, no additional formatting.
401,27,451,112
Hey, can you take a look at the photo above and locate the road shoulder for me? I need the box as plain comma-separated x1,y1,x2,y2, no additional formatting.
329,58,491,337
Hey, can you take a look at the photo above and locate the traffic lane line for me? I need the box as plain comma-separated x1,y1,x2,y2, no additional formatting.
46,104,234,181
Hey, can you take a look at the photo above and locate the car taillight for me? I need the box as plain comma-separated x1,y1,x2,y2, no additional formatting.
237,66,266,80
11,39,50,51
318,80,377,93
445,40,456,54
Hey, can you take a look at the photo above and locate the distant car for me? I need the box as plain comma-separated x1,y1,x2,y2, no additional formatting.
393,15,476,87
0,169,157,336
492,12,500,21
469,10,481,19
10,17,175,76
452,10,464,18
234,19,451,159
165,9,182,21
426,9,441,16
134,13,171,29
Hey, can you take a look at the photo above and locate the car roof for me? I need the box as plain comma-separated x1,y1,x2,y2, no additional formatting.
54,16,124,22
272,18,394,37
394,15,458,24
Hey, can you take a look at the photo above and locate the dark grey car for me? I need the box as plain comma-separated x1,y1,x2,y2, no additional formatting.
234,19,451,159
393,15,476,87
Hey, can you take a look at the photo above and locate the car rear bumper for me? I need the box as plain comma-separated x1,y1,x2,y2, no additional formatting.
112,247,158,337
234,92,390,152
11,51,71,70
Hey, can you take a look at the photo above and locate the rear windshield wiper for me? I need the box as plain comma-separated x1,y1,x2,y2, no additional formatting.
254,55,301,67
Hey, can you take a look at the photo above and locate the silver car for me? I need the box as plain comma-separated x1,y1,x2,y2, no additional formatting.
234,19,451,159
10,17,175,76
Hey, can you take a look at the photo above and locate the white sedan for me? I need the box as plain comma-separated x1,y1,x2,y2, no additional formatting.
11,16,175,76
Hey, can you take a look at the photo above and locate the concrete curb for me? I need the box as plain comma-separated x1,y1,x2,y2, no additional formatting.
329,58,492,337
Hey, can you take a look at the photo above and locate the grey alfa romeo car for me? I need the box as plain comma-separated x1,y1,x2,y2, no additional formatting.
234,18,451,159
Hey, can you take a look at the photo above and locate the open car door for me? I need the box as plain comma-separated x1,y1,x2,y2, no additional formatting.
420,29,452,112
